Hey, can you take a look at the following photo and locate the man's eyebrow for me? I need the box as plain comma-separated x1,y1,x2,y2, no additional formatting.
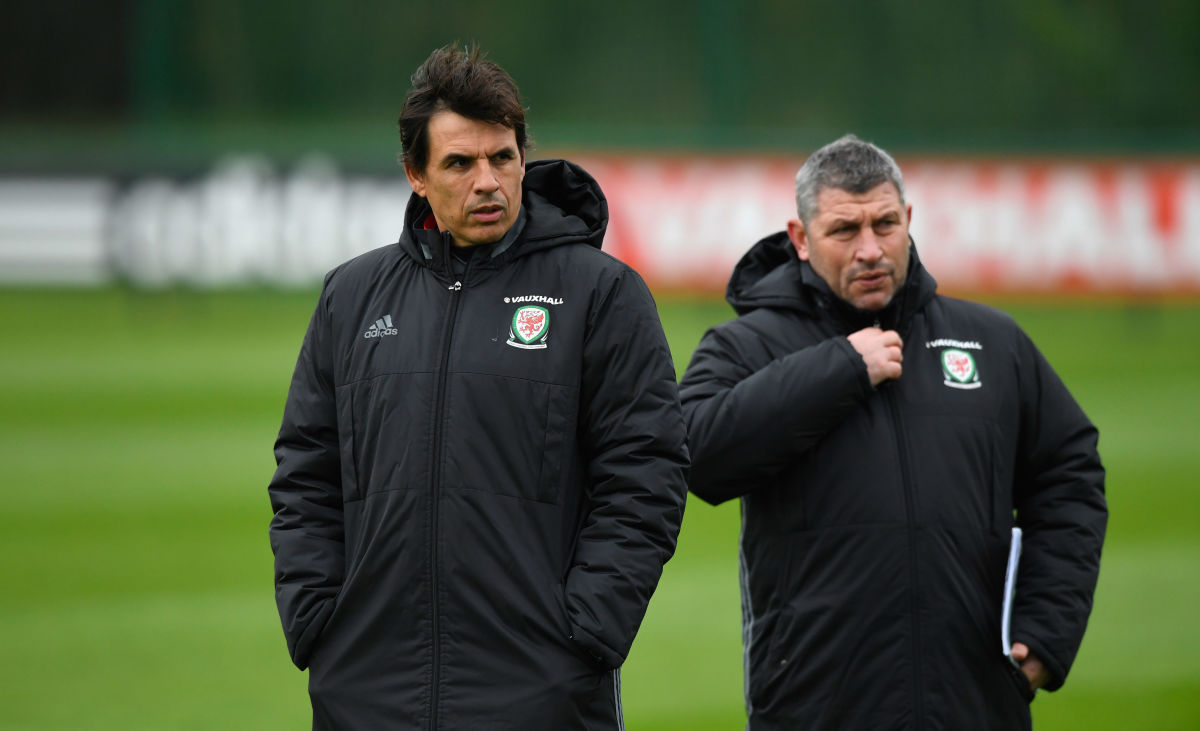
439,152,472,166
826,214,861,228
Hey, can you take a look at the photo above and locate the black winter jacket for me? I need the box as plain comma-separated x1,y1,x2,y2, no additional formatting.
680,233,1106,730
269,159,689,730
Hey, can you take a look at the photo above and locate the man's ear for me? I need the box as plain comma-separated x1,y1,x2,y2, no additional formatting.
404,162,427,198
787,218,809,261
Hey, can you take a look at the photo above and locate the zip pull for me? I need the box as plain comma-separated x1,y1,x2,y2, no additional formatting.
448,281,462,291
873,318,882,328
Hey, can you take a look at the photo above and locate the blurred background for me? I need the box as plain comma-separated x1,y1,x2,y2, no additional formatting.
2,1,1198,728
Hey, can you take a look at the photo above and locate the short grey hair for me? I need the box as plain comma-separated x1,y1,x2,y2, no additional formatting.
794,134,905,225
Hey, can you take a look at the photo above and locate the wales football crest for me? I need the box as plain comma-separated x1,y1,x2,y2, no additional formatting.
508,305,549,349
941,349,981,389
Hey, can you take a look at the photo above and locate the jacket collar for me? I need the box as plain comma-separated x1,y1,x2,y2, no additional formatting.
395,158,607,277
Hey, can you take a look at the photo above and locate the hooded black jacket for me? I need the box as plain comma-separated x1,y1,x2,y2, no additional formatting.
680,232,1106,730
269,159,688,730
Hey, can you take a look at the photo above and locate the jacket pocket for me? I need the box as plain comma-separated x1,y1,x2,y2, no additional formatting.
538,385,575,504
444,375,574,504
335,386,361,502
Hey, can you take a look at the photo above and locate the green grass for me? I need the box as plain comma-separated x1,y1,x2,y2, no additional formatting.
1,288,1197,729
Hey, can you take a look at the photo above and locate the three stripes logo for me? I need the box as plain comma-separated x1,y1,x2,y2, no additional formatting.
363,314,398,339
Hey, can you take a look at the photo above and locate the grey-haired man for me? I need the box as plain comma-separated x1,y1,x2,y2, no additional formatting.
680,134,1106,729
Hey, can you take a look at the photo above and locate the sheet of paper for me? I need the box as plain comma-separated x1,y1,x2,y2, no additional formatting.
1002,526,1023,666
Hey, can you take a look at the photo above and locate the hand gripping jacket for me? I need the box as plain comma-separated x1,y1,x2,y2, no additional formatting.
269,159,689,730
680,233,1106,730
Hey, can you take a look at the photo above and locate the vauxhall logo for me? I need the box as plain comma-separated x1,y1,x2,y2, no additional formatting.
363,314,398,339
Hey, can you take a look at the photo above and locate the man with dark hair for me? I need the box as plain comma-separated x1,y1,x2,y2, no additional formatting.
268,44,688,729
680,134,1107,729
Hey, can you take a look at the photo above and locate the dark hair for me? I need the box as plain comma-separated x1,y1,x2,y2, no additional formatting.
794,134,905,225
399,44,529,172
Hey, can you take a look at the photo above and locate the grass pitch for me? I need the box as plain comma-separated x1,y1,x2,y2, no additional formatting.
0,288,1197,729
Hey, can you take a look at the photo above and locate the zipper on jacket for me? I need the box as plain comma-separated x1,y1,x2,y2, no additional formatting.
429,274,466,729
883,385,926,727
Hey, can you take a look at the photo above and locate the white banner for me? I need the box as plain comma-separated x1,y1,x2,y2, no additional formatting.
3,154,1199,294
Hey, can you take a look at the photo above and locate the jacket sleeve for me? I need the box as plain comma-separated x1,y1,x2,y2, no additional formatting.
564,269,689,669
679,322,873,505
1010,330,1107,691
267,280,345,670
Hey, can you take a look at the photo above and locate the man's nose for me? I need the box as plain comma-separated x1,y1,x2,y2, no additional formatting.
856,232,883,261
473,163,501,193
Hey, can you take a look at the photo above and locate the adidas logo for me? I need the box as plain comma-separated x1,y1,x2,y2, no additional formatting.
363,314,398,339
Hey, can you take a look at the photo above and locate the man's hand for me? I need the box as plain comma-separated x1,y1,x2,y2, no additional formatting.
847,327,903,387
1011,642,1051,691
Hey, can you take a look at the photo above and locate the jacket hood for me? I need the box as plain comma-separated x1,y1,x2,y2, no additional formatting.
398,158,608,273
725,231,807,315
726,230,939,332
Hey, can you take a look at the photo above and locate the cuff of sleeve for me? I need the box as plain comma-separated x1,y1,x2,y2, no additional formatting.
289,600,335,670
567,624,624,671
832,336,874,397
1012,634,1065,692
